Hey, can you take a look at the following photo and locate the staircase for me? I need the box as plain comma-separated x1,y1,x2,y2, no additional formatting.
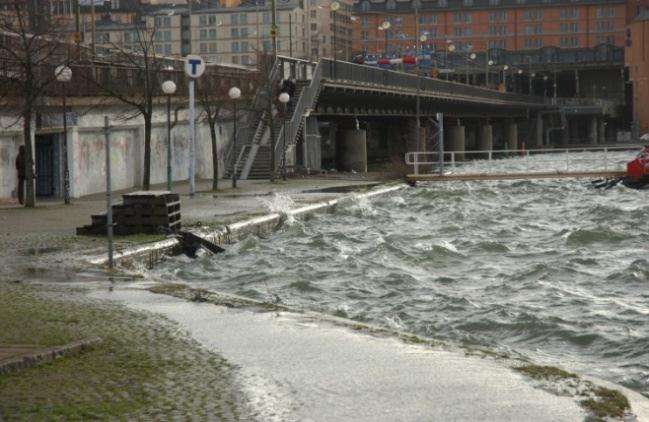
225,58,324,181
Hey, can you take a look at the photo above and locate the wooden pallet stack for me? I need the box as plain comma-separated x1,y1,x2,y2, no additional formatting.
77,191,181,235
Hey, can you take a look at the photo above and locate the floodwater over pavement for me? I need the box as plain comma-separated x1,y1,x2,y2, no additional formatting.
152,151,649,401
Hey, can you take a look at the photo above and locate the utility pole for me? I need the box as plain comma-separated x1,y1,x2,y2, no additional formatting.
415,3,421,152
269,0,278,182
75,0,81,57
91,0,96,56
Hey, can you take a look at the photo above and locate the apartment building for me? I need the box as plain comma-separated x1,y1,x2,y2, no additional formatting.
305,0,354,61
190,1,307,65
352,0,627,56
626,7,649,134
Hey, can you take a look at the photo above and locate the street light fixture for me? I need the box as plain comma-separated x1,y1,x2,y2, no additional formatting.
467,52,477,85
278,92,290,181
517,69,523,93
380,20,391,56
55,65,72,204
446,43,455,80
543,75,549,100
161,80,177,191
228,86,241,188
502,64,509,89
331,1,340,78
487,59,494,88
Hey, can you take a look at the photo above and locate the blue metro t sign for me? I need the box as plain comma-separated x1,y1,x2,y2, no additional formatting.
184,55,206,78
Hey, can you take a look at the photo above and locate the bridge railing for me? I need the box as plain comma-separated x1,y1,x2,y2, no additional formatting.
321,59,549,106
405,146,643,176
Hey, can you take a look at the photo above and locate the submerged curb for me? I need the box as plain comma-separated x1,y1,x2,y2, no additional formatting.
0,337,101,375
87,183,406,268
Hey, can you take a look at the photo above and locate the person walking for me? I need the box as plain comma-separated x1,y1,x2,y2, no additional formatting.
15,145,25,205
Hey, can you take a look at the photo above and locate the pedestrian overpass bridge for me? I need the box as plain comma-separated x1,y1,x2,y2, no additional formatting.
229,56,560,181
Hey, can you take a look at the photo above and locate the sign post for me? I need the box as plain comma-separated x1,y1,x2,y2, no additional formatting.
184,55,206,197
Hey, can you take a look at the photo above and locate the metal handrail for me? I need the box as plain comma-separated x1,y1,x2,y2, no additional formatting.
320,59,551,107
274,59,322,169
227,57,282,175
405,146,643,176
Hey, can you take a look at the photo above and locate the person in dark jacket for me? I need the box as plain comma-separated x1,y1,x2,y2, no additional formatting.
15,145,25,205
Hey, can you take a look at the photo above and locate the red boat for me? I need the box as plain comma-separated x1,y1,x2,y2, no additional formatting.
621,146,649,189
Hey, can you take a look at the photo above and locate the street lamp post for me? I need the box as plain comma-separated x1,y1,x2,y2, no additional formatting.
331,1,340,78
502,65,509,90
161,80,176,191
278,92,290,181
487,59,494,88
517,69,523,94
416,33,427,152
467,52,476,85
530,72,536,95
543,75,549,100
55,65,72,204
447,42,455,81
381,20,391,56
229,86,241,188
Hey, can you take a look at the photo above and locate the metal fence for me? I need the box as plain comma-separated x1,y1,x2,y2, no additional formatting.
405,146,643,176
321,58,550,107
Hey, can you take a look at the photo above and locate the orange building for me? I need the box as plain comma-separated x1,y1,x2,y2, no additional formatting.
353,0,627,56
626,8,649,135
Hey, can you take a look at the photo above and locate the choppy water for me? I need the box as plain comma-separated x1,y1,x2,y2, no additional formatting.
157,152,649,398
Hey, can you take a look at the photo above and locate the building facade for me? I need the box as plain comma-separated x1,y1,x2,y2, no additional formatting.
352,0,627,57
626,8,649,135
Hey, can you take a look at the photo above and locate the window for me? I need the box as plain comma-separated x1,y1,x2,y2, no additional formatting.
232,41,239,52
241,55,250,65
199,29,208,40
209,42,217,53
230,14,238,25
361,31,368,40
164,44,171,55
360,1,370,12
263,13,270,24
241,41,249,52
209,29,217,39
386,0,396,10
361,16,368,27
240,27,248,38
438,0,447,7
231,28,239,38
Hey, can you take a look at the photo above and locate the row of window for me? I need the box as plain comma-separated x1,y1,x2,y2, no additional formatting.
359,8,616,27
362,0,616,12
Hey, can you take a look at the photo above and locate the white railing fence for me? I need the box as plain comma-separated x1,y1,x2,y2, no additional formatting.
405,146,644,176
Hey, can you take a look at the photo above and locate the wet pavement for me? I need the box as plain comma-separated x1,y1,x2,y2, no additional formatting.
96,288,586,422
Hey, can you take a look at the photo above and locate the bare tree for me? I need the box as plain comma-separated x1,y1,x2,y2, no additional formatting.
0,1,74,207
196,70,226,191
91,11,166,190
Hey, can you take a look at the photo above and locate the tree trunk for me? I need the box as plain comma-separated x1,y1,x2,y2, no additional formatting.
143,112,152,190
23,108,35,207
210,119,218,191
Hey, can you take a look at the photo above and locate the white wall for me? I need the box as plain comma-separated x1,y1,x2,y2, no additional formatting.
0,104,236,200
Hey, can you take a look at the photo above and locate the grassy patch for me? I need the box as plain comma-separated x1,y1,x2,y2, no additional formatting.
0,281,248,420
515,365,578,381
581,386,630,420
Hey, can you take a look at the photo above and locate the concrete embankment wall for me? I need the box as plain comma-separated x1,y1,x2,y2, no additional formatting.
89,184,406,268
0,105,237,200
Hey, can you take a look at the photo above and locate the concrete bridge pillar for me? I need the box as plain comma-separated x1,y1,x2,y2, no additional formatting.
337,129,367,173
505,123,518,151
535,113,544,147
598,119,606,144
588,118,598,145
478,125,493,153
570,120,580,144
445,125,466,162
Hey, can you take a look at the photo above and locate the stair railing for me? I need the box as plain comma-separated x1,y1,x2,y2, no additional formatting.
274,59,323,171
226,57,282,178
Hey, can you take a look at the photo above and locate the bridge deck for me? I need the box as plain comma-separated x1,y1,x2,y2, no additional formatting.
406,171,626,183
